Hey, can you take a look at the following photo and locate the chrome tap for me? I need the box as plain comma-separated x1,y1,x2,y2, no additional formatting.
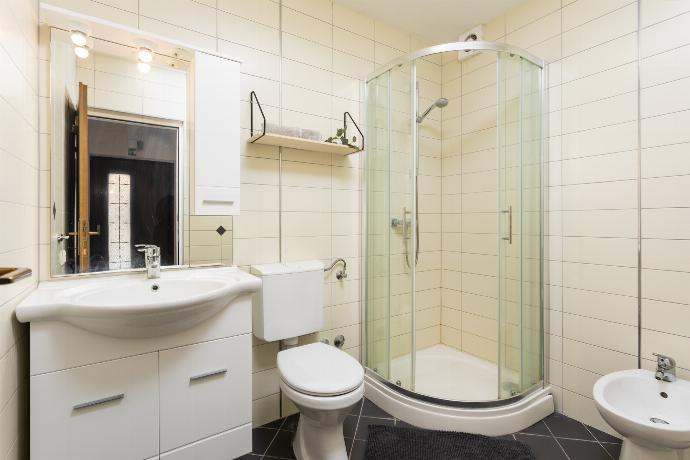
653,353,676,382
135,244,161,279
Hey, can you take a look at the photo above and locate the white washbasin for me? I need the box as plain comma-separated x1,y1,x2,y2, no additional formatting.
16,267,261,338
594,369,690,460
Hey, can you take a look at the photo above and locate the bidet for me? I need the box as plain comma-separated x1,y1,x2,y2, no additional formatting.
593,368,690,460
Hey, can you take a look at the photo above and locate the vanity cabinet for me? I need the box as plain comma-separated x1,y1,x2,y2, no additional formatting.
28,293,253,460
159,335,251,452
32,353,160,460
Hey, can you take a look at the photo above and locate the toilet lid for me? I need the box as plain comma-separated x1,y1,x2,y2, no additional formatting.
277,343,364,396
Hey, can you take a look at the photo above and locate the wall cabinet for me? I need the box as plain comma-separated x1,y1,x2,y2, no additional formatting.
194,51,241,216
29,294,253,460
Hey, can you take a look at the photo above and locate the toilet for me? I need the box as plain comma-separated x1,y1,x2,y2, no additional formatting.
251,261,365,460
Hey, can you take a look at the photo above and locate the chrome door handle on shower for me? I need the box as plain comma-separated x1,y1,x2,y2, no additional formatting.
501,206,512,244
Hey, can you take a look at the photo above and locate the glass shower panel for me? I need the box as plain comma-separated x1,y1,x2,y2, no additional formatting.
519,58,544,391
497,52,543,398
498,52,524,399
388,61,414,390
365,70,392,380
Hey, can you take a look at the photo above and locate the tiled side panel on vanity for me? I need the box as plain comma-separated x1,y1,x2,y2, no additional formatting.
0,0,39,458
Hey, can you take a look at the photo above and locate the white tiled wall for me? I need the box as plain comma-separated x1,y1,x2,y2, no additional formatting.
76,50,187,120
0,0,38,457
639,0,690,382
439,48,504,364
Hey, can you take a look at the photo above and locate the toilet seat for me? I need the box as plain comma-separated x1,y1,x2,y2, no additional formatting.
280,378,365,411
277,343,364,397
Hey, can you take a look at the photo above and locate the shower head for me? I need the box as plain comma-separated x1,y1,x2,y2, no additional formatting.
435,97,449,108
416,97,449,123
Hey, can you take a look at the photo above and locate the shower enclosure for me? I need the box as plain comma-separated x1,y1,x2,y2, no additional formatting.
363,41,550,431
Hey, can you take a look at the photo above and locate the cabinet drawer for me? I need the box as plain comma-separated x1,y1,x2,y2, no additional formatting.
159,334,251,452
160,424,251,460
31,353,159,460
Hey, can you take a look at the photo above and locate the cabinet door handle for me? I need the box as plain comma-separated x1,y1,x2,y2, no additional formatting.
73,393,125,410
190,368,228,382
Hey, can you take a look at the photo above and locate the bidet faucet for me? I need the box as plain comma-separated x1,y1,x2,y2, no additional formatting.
653,353,676,382
135,244,161,279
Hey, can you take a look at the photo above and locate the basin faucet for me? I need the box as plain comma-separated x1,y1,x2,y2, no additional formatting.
135,244,161,279
653,353,676,382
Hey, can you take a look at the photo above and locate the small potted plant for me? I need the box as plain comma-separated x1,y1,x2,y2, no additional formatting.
325,125,358,149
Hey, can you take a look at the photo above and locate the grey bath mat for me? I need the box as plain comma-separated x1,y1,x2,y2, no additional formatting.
364,425,536,460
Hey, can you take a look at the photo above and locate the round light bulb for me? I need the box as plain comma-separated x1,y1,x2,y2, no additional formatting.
137,61,151,74
70,30,87,47
74,45,90,59
137,47,153,63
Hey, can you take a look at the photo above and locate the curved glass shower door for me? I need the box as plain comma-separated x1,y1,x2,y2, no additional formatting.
364,43,544,406
364,62,415,391
497,52,544,399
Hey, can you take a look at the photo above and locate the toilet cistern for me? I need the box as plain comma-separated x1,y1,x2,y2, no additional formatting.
654,353,677,383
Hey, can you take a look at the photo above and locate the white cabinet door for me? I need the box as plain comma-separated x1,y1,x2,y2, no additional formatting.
159,334,251,452
159,424,251,460
31,353,159,460
194,51,240,216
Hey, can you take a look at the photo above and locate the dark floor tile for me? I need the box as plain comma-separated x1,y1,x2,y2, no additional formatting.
514,434,568,460
282,413,299,432
360,398,394,419
264,430,296,459
543,413,596,440
234,454,262,460
261,418,285,429
343,415,359,438
252,427,277,455
588,425,622,444
395,419,415,428
520,420,552,436
345,437,354,456
354,416,395,440
350,440,367,460
349,398,364,415
559,438,612,460
494,434,516,441
603,442,622,459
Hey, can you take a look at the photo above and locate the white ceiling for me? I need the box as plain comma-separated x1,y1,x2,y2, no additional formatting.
335,0,524,44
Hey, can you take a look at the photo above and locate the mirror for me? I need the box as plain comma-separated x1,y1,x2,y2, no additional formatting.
49,27,233,276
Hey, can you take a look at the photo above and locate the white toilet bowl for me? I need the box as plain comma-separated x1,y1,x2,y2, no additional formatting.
593,369,690,460
277,342,365,460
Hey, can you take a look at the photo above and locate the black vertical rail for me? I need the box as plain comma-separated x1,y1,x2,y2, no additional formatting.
249,91,266,142
344,111,364,152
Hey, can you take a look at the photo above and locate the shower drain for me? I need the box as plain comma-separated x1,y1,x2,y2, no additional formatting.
650,417,670,425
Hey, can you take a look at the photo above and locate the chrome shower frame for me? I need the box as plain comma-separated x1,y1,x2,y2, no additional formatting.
361,40,550,411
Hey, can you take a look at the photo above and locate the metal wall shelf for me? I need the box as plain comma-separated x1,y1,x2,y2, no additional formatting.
248,91,363,156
